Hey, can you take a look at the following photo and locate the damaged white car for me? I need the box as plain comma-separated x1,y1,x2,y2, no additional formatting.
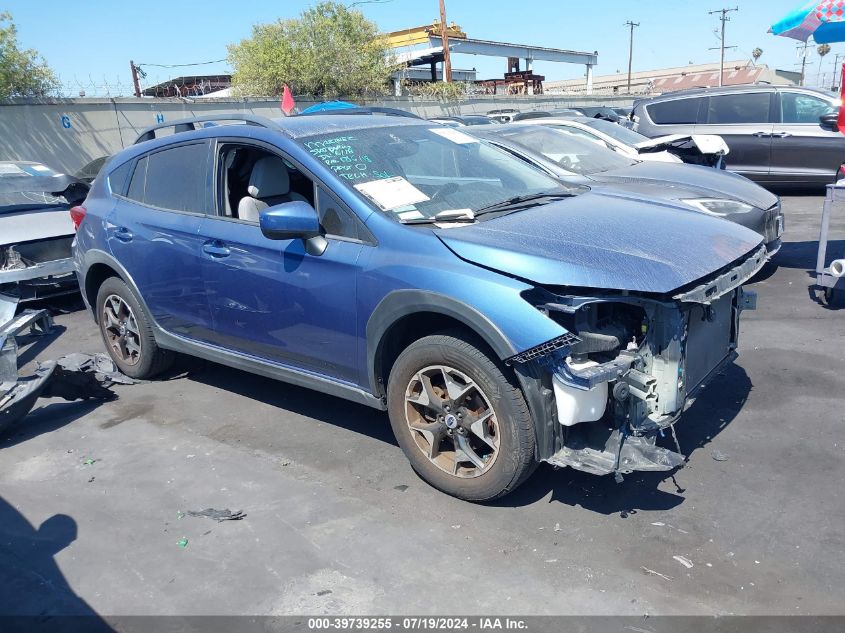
0,161,88,303
520,116,730,168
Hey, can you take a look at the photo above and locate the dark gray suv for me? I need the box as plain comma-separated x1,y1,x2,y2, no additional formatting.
632,85,842,187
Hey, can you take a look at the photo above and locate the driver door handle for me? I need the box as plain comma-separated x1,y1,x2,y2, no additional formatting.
752,131,772,138
202,240,231,258
771,132,792,138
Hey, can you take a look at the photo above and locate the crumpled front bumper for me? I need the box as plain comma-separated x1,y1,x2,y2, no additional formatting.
509,247,765,479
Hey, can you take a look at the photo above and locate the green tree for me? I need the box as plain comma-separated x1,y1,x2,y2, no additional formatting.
0,12,59,99
751,47,763,64
228,2,398,97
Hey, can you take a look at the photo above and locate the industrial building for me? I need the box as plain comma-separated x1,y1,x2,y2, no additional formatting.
386,21,598,95
544,60,800,96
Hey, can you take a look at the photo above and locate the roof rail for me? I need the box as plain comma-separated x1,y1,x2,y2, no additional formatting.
133,113,279,144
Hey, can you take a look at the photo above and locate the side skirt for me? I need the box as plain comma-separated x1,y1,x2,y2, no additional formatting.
154,328,387,411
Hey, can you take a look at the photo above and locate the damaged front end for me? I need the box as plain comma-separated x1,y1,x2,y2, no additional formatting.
510,245,766,480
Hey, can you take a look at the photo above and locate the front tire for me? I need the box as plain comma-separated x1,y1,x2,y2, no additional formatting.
96,277,174,379
387,331,536,501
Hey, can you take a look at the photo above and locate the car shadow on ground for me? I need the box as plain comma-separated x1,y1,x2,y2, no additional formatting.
14,324,67,368
1,400,102,449
185,361,398,446
488,363,752,514
0,496,114,629
772,238,845,275
183,351,750,515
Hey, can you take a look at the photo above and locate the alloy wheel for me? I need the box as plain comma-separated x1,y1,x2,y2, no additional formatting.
404,365,500,478
102,294,142,366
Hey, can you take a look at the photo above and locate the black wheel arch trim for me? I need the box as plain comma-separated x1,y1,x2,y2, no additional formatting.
366,289,554,460
366,290,517,394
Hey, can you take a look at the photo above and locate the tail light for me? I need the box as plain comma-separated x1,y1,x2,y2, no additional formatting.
69,205,86,230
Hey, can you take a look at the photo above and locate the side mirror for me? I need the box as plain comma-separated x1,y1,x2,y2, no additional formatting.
259,201,327,256
820,111,839,131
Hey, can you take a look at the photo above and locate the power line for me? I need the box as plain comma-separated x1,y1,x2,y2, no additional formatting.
136,58,227,68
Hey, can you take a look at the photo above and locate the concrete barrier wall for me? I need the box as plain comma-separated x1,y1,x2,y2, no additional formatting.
0,95,635,175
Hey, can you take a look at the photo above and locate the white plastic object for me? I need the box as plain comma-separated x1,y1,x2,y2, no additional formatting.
552,358,609,427
831,259,845,278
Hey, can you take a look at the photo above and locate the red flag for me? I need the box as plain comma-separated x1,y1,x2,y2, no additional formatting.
281,84,295,115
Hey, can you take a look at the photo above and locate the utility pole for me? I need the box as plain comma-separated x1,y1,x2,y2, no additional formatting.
833,53,842,90
624,21,639,94
438,0,452,83
799,41,809,86
130,60,142,98
709,7,739,87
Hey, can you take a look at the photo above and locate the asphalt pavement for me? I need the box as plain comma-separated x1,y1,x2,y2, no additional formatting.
1,194,843,618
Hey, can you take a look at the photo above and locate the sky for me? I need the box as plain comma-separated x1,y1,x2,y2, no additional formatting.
5,0,844,95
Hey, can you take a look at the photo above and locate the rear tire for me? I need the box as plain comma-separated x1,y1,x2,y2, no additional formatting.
96,277,174,379
387,331,536,501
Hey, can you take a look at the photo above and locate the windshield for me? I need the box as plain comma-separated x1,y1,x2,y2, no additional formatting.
494,126,638,175
581,118,649,146
299,125,564,221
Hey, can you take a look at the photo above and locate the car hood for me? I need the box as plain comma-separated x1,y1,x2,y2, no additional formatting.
588,161,778,210
434,191,763,294
634,134,729,156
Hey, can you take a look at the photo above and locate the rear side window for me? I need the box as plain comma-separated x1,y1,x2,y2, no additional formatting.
108,161,133,196
706,93,771,124
123,143,208,213
647,97,702,124
780,92,836,123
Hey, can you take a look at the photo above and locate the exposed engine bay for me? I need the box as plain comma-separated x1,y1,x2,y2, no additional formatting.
512,245,766,480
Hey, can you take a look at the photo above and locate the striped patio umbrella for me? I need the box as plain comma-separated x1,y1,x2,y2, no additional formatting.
770,0,845,43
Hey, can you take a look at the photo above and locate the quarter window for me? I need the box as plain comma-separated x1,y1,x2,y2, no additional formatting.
706,93,771,124
108,161,133,196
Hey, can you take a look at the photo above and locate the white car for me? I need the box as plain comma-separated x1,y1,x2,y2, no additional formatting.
519,116,729,168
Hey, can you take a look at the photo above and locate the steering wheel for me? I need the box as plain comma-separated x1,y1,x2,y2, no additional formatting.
429,182,459,202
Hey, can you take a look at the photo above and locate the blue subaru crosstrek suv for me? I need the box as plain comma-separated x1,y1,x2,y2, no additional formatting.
71,113,766,501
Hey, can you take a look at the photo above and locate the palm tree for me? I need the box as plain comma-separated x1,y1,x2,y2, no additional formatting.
752,47,763,65
818,44,831,85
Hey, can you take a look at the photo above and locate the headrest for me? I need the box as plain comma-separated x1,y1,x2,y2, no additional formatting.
247,156,290,198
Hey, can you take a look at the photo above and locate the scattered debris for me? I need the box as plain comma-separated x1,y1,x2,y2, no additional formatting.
316,590,332,597
554,523,561,532
393,484,408,492
177,537,188,548
56,352,137,387
176,511,185,520
544,559,558,563
640,566,672,581
651,521,665,527
673,555,694,569
711,449,729,461
87,476,95,483
82,458,98,465
186,508,246,522
451,524,461,529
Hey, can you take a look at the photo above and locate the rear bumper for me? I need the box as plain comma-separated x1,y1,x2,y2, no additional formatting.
0,258,78,302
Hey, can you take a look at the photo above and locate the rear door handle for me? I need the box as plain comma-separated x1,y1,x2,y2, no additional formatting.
202,240,231,258
771,132,792,138
113,226,133,242
752,131,772,137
